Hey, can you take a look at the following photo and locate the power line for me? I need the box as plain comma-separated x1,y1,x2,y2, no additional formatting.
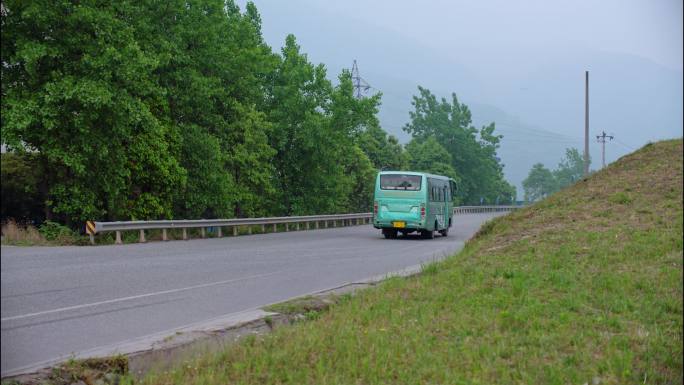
495,124,583,141
612,138,637,151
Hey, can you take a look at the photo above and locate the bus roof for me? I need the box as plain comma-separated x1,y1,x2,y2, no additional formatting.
378,170,453,181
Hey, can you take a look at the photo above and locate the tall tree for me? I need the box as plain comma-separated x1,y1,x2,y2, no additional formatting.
1,0,185,224
403,86,514,204
266,35,380,215
129,0,277,218
522,163,558,202
554,148,587,189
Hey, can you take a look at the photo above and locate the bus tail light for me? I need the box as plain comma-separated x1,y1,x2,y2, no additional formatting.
374,201,378,215
420,203,426,218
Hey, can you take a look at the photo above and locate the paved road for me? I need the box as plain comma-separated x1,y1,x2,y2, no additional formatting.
1,213,502,376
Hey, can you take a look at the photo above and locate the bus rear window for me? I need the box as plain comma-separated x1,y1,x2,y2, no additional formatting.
380,174,422,191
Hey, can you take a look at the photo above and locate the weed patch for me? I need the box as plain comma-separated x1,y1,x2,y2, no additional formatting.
1,220,89,246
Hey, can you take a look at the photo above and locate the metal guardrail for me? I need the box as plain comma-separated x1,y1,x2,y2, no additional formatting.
92,213,373,244
88,206,523,244
453,205,522,214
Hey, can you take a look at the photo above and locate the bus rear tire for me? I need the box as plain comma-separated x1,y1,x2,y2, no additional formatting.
420,229,434,239
439,226,449,237
382,229,397,239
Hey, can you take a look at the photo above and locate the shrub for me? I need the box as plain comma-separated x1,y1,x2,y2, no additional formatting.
39,221,77,242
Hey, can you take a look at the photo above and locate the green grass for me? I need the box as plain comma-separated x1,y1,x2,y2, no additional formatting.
125,140,682,384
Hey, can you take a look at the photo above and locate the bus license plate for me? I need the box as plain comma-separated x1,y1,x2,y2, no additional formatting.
393,221,406,228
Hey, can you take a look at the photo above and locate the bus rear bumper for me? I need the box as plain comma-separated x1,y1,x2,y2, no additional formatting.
373,219,424,230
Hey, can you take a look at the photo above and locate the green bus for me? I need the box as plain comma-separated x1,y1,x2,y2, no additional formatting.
372,171,456,239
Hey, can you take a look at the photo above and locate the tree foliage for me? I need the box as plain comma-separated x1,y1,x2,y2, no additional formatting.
0,153,45,223
522,148,589,202
405,136,459,183
359,124,408,171
1,0,184,223
1,1,516,226
266,35,380,215
522,163,558,202
403,87,515,204
554,148,587,189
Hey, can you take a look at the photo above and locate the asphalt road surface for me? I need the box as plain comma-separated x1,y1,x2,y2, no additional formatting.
1,212,503,376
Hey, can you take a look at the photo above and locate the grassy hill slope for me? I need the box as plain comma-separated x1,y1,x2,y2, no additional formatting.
136,139,683,385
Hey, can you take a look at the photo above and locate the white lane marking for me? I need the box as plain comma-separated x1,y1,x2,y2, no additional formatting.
1,270,284,322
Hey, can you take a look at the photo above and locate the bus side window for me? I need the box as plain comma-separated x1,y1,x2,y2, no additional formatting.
429,178,435,201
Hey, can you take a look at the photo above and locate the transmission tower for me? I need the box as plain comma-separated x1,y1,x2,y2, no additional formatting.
351,60,371,99
596,131,614,168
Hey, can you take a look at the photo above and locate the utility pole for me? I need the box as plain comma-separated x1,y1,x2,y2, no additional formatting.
596,131,614,168
584,70,590,176
351,60,371,99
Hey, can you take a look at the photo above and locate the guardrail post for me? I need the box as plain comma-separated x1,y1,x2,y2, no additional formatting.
139,229,146,243
233,226,238,236
285,223,288,232
306,222,310,230
183,228,188,240
261,224,266,233
115,231,122,245
315,221,319,229
162,229,168,241
273,223,277,233
89,233,95,245
217,227,222,237
333,220,337,227
296,222,299,231
248,226,252,235
201,227,205,238
325,220,328,228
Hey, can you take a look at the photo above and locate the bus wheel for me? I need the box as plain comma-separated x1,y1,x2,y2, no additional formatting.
439,226,449,237
420,229,434,239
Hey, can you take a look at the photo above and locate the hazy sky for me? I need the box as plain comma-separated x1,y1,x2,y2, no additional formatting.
304,0,683,72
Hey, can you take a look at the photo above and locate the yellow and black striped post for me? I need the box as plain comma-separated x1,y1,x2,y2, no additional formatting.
85,221,96,245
